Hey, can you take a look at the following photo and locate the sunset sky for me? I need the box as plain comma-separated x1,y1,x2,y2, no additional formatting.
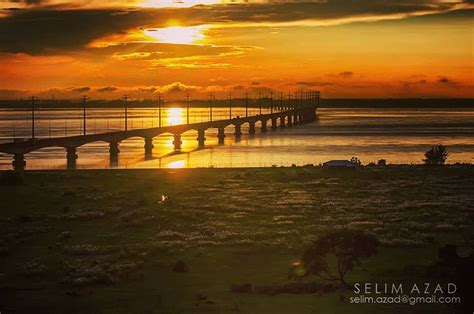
0,0,473,99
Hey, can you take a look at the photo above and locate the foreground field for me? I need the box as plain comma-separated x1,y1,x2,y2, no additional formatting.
1,166,473,313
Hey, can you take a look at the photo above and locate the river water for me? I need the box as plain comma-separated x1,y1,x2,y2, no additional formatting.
0,107,472,169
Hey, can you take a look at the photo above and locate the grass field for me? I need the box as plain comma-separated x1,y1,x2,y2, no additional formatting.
1,166,473,313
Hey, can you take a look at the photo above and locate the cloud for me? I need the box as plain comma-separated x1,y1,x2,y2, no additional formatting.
70,86,90,93
96,86,117,93
1,3,472,54
438,76,451,84
0,9,155,54
338,71,353,78
138,86,157,93
162,82,201,93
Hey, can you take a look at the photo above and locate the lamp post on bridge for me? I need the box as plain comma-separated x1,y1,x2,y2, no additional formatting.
229,92,232,119
245,92,248,117
30,96,37,140
288,92,291,112
209,93,213,122
186,93,190,124
81,95,89,136
270,92,273,114
158,93,162,127
279,92,283,112
123,94,128,131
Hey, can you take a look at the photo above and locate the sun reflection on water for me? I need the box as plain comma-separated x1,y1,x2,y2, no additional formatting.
167,160,186,168
167,108,184,126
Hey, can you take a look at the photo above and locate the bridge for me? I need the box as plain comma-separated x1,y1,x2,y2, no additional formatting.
0,92,319,171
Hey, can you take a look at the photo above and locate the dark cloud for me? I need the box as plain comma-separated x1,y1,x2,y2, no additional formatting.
0,9,157,54
399,79,427,88
438,76,451,84
338,71,353,78
0,3,472,54
96,86,117,93
71,86,90,93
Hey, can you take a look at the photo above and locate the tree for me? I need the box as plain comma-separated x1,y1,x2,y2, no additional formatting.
350,156,361,166
423,145,449,165
302,229,378,286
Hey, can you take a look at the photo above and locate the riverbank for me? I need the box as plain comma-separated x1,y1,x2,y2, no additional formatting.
1,166,473,313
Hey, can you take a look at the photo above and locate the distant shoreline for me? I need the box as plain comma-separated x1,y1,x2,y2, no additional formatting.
0,98,472,109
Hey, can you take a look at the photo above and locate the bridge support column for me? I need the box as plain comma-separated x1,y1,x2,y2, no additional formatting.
287,115,293,127
109,141,120,166
173,134,182,151
12,153,26,172
261,120,267,133
279,116,286,128
217,128,225,145
234,124,242,139
293,114,299,125
249,122,256,135
271,118,277,131
144,137,154,155
66,147,78,170
197,129,206,148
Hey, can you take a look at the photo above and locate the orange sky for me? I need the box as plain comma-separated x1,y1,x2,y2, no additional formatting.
0,0,473,99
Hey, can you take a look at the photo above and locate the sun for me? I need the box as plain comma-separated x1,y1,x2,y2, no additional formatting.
144,26,208,45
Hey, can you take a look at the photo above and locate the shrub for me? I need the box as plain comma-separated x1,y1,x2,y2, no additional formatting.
377,159,387,166
423,145,449,165
302,229,378,286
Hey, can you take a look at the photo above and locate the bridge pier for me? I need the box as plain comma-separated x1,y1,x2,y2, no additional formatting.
66,147,78,170
217,128,225,145
109,141,120,166
173,134,182,151
279,116,286,128
293,113,299,125
287,114,293,127
249,122,256,135
197,129,206,148
261,120,267,133
271,117,277,131
234,124,242,139
144,137,154,155
12,153,26,172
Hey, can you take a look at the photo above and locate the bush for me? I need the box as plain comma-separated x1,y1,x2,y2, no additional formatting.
302,229,378,286
423,145,449,165
377,159,387,166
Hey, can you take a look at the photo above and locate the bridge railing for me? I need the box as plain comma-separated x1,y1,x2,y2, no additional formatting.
0,91,320,142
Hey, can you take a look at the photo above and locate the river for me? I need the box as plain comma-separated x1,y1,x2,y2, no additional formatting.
0,107,472,169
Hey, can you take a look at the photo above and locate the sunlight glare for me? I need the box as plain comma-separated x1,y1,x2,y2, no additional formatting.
166,108,184,126
140,0,220,8
167,160,186,169
144,26,208,45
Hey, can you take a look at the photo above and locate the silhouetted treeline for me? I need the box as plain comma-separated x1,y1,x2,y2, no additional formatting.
0,98,472,109
319,98,474,108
